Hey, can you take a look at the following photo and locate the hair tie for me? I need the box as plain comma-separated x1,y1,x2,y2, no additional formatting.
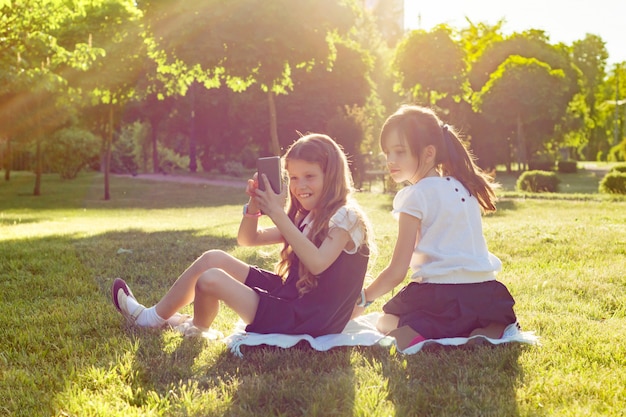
442,124,449,132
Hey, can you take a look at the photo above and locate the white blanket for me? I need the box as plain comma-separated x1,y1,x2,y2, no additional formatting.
222,313,539,357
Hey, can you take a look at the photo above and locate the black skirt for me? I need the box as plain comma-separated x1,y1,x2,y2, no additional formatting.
382,281,517,339
244,248,369,337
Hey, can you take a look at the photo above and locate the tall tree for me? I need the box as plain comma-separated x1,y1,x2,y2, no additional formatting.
392,25,466,105
0,0,100,193
140,0,357,155
571,34,610,159
468,30,582,167
67,0,145,200
473,56,569,168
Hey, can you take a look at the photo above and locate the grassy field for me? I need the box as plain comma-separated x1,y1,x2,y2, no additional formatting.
1,169,625,416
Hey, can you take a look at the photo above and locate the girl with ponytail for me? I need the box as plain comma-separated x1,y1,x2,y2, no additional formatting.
353,105,518,351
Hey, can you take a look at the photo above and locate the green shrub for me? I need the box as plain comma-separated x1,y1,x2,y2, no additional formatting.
608,141,626,162
516,170,560,192
45,127,100,179
599,172,626,194
609,163,626,173
110,124,143,175
240,147,259,169
557,160,578,173
158,146,189,173
220,160,244,177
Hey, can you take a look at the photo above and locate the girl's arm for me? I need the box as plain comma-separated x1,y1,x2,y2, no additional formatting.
237,178,285,247
363,212,421,301
272,212,350,275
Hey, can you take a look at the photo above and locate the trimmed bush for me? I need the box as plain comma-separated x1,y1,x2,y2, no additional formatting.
599,172,626,194
557,160,578,173
516,170,560,192
609,163,626,173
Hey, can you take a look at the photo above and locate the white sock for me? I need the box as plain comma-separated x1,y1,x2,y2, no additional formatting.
134,304,166,328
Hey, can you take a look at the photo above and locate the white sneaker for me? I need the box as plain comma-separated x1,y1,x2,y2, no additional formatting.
166,313,192,327
173,318,223,340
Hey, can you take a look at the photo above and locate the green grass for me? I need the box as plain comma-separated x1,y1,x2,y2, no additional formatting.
1,171,625,416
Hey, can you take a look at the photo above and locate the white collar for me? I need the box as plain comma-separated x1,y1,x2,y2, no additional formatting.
299,212,313,233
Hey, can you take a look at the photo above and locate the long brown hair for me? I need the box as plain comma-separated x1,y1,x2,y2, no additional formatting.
275,134,373,296
380,105,498,212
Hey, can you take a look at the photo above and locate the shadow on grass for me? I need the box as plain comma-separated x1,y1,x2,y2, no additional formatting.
78,227,357,416
86,205,522,416
358,342,524,416
1,220,525,416
213,345,356,416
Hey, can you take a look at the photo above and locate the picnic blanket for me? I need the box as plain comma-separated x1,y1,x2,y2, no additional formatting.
222,313,539,357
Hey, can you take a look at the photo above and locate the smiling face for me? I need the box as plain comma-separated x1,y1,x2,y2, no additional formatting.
286,158,325,212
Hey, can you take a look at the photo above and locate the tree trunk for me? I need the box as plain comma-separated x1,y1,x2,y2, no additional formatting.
516,113,527,171
189,82,197,172
267,91,280,155
4,136,11,181
33,95,42,196
104,103,113,200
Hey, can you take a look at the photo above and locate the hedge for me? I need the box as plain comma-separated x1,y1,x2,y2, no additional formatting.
516,170,560,192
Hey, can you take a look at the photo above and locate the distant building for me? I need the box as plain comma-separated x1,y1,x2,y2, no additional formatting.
362,0,405,45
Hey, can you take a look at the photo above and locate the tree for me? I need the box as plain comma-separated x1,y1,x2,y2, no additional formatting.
571,34,610,159
66,0,145,200
140,0,357,155
392,26,466,105
459,18,505,66
277,39,373,139
473,56,569,168
468,31,582,168
0,0,101,193
469,30,579,98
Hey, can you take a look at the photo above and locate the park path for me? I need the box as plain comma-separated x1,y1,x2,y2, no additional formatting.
117,173,247,188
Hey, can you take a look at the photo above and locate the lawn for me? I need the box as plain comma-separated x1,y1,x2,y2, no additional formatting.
1,170,625,416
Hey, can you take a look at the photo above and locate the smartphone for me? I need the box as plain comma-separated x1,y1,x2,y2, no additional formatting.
257,156,282,193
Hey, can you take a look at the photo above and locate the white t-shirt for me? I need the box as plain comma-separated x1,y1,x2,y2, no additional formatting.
300,206,365,254
392,176,501,284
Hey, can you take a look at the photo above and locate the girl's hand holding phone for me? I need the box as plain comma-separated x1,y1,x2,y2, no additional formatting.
246,173,259,198
255,174,286,218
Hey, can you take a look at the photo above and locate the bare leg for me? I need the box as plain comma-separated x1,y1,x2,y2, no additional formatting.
387,326,422,351
376,313,400,334
155,250,251,319
376,313,425,350
192,268,260,329
468,322,506,340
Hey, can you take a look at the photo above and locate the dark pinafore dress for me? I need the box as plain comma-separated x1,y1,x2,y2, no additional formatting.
244,246,369,337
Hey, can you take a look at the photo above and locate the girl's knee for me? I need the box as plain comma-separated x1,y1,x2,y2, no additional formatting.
197,249,228,268
376,313,400,334
195,269,223,295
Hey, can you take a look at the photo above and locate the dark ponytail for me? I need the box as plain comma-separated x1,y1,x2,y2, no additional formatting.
381,105,498,213
439,123,497,212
